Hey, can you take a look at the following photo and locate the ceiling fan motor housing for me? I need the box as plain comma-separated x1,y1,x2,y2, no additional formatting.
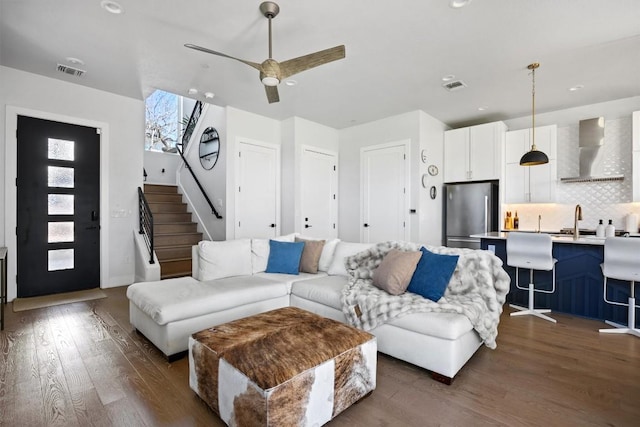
260,59,281,86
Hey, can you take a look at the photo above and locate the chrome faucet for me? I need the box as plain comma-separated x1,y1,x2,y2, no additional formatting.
573,204,583,240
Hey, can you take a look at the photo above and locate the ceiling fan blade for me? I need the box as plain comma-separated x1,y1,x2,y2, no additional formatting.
265,85,280,103
184,44,261,70
279,45,345,80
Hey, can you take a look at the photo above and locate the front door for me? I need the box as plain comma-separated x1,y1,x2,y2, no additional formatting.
16,116,101,297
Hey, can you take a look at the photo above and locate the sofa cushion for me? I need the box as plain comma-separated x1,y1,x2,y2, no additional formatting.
290,275,348,311
327,242,374,276
295,237,325,274
407,247,459,302
251,234,297,274
255,271,328,293
198,239,252,281
372,249,421,295
127,275,288,325
266,240,305,274
386,311,474,341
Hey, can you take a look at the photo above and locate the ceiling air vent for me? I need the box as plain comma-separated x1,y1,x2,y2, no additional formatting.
57,64,85,77
442,80,467,91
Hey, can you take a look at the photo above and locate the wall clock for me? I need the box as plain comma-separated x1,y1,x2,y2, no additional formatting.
428,164,439,176
199,127,220,170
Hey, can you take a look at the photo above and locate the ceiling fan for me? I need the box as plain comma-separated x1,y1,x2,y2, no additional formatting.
185,1,345,104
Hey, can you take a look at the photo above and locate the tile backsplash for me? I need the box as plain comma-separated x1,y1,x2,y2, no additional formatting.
504,116,640,232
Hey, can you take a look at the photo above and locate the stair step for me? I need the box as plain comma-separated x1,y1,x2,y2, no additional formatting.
160,258,193,279
145,193,183,204
144,184,178,194
155,232,202,247
153,212,193,223
149,202,188,213
156,245,193,261
154,222,198,234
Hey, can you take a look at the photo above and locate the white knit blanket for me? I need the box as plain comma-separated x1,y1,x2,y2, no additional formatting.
341,241,510,349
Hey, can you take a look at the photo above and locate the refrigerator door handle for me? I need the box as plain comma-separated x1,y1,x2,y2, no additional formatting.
484,195,489,234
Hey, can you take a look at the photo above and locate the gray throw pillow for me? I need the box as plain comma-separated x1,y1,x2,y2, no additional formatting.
372,249,422,295
295,237,326,274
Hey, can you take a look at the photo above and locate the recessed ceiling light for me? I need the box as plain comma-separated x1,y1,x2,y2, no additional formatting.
188,88,198,95
65,57,85,66
478,106,488,111
442,74,455,82
204,92,215,99
285,79,297,86
569,85,584,92
449,0,472,8
100,0,123,14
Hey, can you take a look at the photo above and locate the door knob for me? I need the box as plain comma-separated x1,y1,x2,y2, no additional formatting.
269,223,276,228
363,223,369,228
304,224,312,228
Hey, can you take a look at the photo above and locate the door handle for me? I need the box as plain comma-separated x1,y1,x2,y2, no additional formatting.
85,226,98,230
91,210,99,221
304,224,312,228
269,224,276,228
363,223,369,228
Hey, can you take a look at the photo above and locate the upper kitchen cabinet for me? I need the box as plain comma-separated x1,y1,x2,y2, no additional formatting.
444,121,506,183
633,111,640,202
504,125,557,203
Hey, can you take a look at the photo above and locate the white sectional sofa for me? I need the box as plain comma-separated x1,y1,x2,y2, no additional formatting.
127,236,507,383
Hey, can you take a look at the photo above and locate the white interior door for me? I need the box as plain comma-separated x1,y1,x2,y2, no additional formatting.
300,147,338,238
361,142,408,243
236,141,279,239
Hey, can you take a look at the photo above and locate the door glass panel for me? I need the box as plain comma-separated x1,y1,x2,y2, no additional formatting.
48,249,74,271
48,222,74,243
48,138,75,161
47,166,74,188
48,194,74,215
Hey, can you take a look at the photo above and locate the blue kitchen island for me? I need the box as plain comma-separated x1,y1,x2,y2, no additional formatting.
474,232,632,324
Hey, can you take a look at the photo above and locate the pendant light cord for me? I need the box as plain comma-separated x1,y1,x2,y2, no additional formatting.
529,63,539,151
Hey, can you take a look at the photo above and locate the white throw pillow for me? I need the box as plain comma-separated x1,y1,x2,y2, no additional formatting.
198,239,252,281
251,233,298,274
327,241,374,276
296,235,341,272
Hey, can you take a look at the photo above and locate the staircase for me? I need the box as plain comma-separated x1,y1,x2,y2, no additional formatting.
143,184,202,279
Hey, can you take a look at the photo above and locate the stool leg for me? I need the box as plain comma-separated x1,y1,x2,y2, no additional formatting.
600,297,640,338
509,276,557,323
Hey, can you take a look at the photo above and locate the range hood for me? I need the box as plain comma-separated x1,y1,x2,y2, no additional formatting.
560,117,624,183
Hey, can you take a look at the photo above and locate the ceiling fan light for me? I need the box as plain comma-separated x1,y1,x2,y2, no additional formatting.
520,149,549,166
261,76,280,86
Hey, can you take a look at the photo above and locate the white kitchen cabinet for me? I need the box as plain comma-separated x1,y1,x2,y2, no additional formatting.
444,121,506,183
632,111,640,202
504,125,557,203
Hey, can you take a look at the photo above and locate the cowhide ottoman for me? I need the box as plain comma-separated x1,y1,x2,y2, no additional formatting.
189,306,377,427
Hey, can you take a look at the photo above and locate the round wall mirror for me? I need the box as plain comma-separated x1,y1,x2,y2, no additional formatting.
199,127,220,170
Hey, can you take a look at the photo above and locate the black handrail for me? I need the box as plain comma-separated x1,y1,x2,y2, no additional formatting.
177,101,223,219
138,187,155,264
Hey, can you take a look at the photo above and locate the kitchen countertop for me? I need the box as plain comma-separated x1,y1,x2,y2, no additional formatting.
471,231,607,245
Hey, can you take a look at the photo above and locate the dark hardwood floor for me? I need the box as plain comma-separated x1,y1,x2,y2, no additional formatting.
1,286,638,426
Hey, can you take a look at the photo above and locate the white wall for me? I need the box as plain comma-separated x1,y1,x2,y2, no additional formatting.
225,106,281,239
144,150,180,185
178,103,227,241
281,116,339,235
0,66,144,300
338,111,448,243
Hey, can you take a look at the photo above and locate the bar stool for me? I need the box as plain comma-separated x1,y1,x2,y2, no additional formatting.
507,232,557,323
599,237,640,338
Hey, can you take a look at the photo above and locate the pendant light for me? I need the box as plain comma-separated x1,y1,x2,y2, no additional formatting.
519,62,549,166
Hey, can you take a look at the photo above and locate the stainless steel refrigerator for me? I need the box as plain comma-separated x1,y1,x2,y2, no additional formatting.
444,181,499,249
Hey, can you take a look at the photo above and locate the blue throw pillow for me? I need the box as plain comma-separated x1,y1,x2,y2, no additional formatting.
407,247,459,302
265,240,305,275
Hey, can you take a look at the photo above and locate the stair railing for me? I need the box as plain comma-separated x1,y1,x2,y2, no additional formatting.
138,187,155,264
177,101,223,219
